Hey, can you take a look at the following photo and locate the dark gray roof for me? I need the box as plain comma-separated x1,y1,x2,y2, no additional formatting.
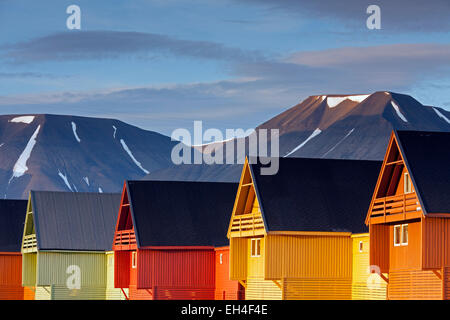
31,191,121,251
126,180,238,247
0,200,27,252
395,130,450,214
249,157,382,233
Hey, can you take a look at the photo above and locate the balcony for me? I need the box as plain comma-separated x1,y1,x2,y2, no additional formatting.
369,193,422,223
114,230,136,250
230,212,265,237
22,234,37,253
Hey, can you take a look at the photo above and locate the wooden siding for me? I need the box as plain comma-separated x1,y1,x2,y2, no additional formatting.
215,247,244,300
229,237,247,281
388,270,442,300
106,252,125,300
34,286,51,300
36,252,106,287
245,278,282,300
114,250,130,288
369,224,390,273
248,237,265,278
389,220,421,271
22,253,36,287
0,253,24,300
284,278,352,300
137,249,215,289
351,234,387,300
422,217,450,269
264,234,352,279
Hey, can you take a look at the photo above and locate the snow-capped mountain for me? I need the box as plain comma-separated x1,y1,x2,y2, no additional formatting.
146,91,450,182
0,114,180,199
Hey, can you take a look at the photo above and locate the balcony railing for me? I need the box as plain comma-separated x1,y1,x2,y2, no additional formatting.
22,234,37,252
370,193,421,220
230,212,265,235
114,230,136,247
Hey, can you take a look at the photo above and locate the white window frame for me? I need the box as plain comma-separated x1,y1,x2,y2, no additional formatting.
394,224,408,247
131,251,137,268
251,238,261,257
401,224,408,246
404,172,412,194
359,241,364,253
394,225,401,247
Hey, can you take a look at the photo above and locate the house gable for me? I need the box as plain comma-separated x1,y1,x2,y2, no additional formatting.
228,158,266,238
113,182,137,251
22,195,37,253
366,132,423,225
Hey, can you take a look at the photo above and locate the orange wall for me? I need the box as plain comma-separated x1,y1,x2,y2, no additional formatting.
422,217,450,269
0,253,25,300
389,220,421,271
215,247,243,300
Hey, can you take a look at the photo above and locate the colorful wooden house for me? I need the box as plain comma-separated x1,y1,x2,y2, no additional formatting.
228,157,382,300
21,191,125,300
0,199,32,300
113,180,241,300
366,130,450,300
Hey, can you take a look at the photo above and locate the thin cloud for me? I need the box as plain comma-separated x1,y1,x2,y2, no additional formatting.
1,30,265,64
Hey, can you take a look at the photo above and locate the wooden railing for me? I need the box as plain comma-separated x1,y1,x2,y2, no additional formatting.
22,234,37,252
114,230,136,247
370,193,421,218
230,212,264,235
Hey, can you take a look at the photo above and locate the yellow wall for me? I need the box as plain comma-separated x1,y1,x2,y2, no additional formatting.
351,234,387,300
264,234,352,279
230,237,247,280
247,237,265,278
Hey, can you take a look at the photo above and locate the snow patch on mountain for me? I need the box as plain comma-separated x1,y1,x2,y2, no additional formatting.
98,187,103,193
120,139,150,174
58,170,73,191
325,95,370,108
83,176,90,186
391,101,408,122
113,125,117,139
433,107,450,124
284,128,322,157
9,116,35,124
9,125,41,183
71,121,81,142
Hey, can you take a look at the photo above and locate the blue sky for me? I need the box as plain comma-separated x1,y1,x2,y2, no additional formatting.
0,0,449,135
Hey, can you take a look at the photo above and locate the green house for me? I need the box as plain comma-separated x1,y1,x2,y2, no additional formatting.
22,191,126,300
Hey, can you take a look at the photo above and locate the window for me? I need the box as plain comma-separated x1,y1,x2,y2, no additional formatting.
394,224,408,246
401,224,408,245
219,253,223,265
359,241,364,253
404,173,412,194
251,238,261,257
132,251,137,268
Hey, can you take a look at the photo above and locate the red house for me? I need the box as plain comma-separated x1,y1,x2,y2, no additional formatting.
113,180,240,300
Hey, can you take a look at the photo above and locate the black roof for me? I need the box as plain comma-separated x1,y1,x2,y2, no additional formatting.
31,191,121,251
126,180,238,247
0,200,27,252
249,157,382,233
395,130,450,214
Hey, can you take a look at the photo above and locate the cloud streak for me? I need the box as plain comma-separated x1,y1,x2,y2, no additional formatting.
1,30,265,64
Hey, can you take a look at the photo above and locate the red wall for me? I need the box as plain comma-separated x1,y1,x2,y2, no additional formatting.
214,247,243,300
0,253,25,300
137,249,215,289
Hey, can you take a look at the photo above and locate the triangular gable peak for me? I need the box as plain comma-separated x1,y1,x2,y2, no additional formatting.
366,131,423,225
228,157,266,238
22,194,37,253
113,182,137,250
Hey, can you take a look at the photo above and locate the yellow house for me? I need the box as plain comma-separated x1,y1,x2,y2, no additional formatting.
228,157,382,300
22,191,126,300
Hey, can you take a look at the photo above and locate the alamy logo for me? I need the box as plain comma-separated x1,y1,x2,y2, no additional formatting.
66,265,81,290
66,5,81,30
171,121,280,175
366,5,381,30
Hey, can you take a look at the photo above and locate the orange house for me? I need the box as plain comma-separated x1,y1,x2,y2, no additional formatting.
366,130,450,300
0,200,32,300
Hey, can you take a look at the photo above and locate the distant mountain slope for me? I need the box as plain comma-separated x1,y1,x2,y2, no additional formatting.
144,91,450,182
0,114,179,199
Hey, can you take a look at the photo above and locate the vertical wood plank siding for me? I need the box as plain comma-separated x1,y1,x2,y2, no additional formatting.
215,247,244,300
265,235,352,279
22,253,37,287
423,217,450,269
369,224,390,273
37,252,106,287
114,250,130,288
137,249,215,289
0,253,24,299
230,237,247,280
106,252,126,300
351,235,387,300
